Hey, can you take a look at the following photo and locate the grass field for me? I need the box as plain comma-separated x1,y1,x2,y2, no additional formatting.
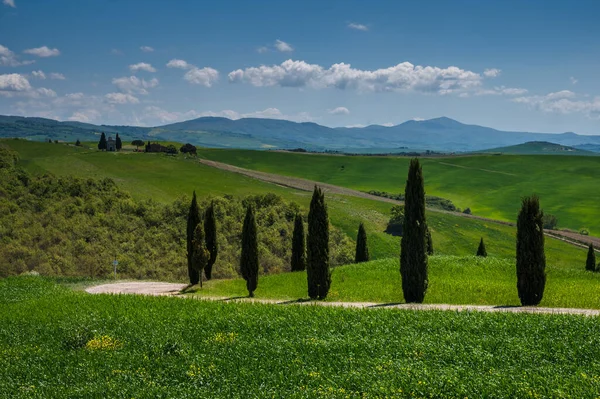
3,139,591,271
2,276,600,398
193,148,600,236
193,254,600,309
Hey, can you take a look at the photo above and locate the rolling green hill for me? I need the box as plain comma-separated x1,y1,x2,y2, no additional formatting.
194,148,600,235
480,141,596,156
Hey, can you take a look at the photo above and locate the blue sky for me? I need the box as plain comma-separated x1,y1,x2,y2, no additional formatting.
1,0,600,134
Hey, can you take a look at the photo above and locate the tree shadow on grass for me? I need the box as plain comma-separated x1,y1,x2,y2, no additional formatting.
218,296,248,301
277,298,312,305
368,302,405,308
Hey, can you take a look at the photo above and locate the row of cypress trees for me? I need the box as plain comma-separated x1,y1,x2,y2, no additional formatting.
186,192,218,286
400,158,547,306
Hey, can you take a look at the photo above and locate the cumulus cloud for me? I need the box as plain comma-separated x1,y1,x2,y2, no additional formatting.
140,46,154,52
0,44,35,67
229,59,483,95
23,46,61,58
68,110,101,123
166,59,191,69
348,22,368,31
0,73,32,92
184,67,219,87
512,90,600,118
3,0,15,8
129,62,157,73
274,40,293,52
105,92,140,104
31,70,46,80
167,59,219,87
328,106,350,115
570,76,578,85
112,76,159,95
483,68,501,78
50,72,66,80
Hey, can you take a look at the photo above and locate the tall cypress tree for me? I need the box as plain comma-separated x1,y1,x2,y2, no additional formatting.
186,191,201,285
586,243,596,271
98,132,107,151
307,186,330,299
291,213,306,271
477,237,487,257
355,222,369,263
240,205,259,297
191,224,210,288
204,202,218,280
400,158,428,303
516,195,546,306
115,133,122,151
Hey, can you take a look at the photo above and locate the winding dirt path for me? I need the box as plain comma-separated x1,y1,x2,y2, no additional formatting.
86,282,600,316
198,159,600,250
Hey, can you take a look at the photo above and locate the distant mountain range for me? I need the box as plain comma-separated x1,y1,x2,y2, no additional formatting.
1,114,600,153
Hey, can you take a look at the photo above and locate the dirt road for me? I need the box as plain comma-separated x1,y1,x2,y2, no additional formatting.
86,282,600,316
198,158,599,250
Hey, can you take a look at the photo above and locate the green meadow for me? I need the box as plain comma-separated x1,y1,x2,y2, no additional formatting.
194,148,600,235
2,276,600,398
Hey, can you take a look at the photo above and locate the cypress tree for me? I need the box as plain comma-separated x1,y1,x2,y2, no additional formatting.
191,224,210,288
477,237,487,257
186,191,201,285
75,139,81,146
355,222,369,263
400,158,428,303
115,133,122,151
98,132,107,151
586,243,596,271
307,186,331,299
204,202,218,280
516,195,546,306
240,205,259,297
291,213,306,271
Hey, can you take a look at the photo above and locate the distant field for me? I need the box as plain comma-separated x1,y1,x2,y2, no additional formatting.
4,139,590,266
2,276,600,397
194,148,600,235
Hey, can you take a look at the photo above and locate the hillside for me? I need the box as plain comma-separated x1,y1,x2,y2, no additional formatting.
2,114,600,153
479,141,597,155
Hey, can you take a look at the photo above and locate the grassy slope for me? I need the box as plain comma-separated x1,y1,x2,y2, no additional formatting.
4,140,588,264
2,276,600,398
194,148,600,235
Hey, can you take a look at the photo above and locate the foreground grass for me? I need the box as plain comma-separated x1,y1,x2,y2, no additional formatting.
195,255,600,309
2,276,600,398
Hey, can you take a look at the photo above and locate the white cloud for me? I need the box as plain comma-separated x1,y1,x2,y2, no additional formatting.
31,70,46,80
49,72,66,80
111,48,123,56
348,22,368,31
229,59,482,95
483,68,501,78
328,106,350,115
105,92,140,104
345,124,366,128
0,44,35,67
140,46,154,53
167,59,219,87
570,76,578,85
68,110,101,123
166,59,191,69
0,73,32,92
112,76,159,94
274,40,293,52
381,122,394,127
3,0,15,8
23,46,61,58
257,46,269,54
512,90,600,118
476,86,528,96
184,67,219,87
129,62,157,73
35,88,56,98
